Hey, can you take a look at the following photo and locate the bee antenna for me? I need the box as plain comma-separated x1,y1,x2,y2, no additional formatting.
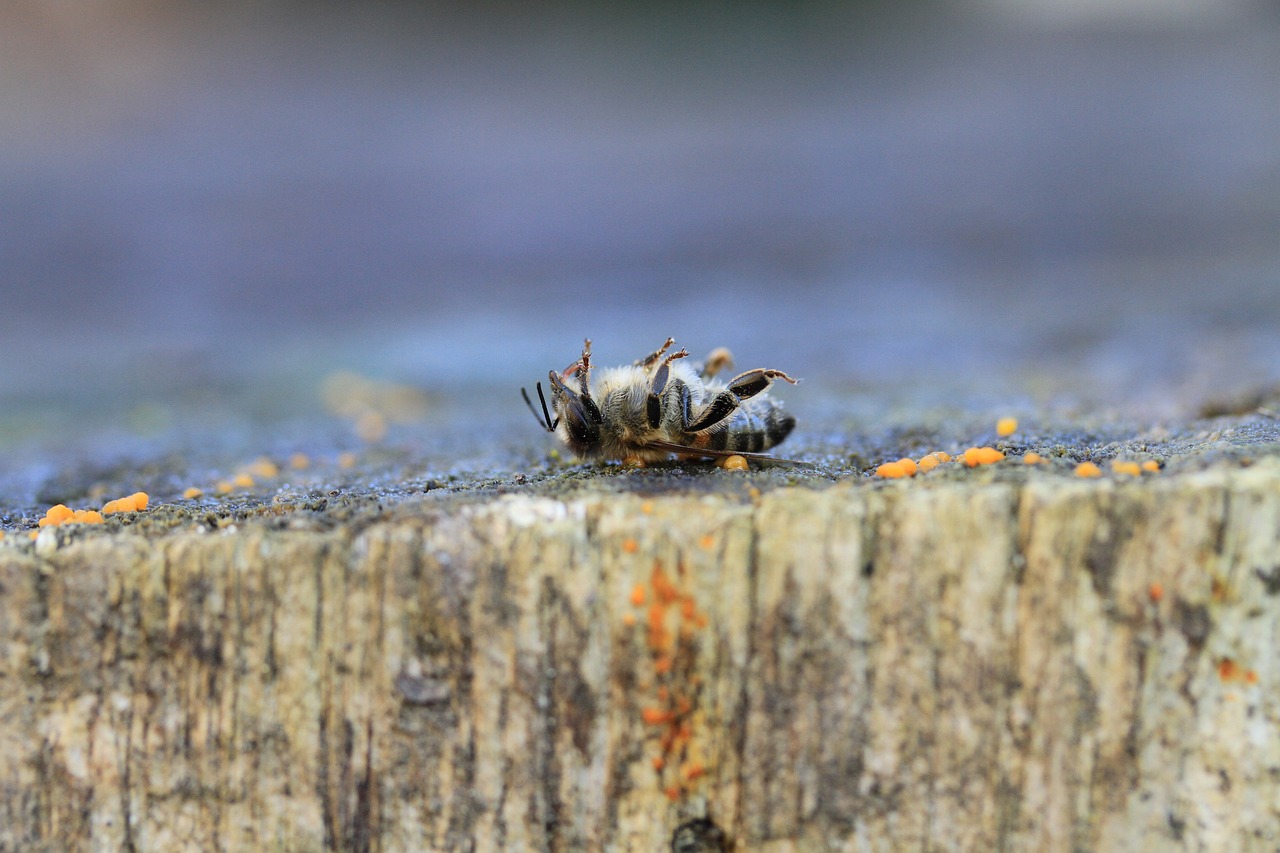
521,382,556,432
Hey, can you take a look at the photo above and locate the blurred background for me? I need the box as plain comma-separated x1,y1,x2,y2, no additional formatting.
2,0,1279,464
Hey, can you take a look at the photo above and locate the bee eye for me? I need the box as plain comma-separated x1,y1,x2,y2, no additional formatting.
565,407,599,446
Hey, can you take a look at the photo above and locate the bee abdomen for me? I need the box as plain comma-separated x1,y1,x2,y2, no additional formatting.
723,406,795,453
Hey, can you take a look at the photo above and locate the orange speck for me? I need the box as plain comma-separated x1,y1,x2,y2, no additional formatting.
931,451,952,462
640,500,654,515
215,480,234,495
896,457,918,475
720,455,749,471
681,762,706,782
1111,460,1142,477
630,583,647,606
657,686,670,701
964,446,1005,467
648,604,670,652
652,756,666,771
46,504,73,523
1141,460,1160,473
1245,669,1259,685
622,538,638,554
232,473,255,489
680,596,697,622
747,486,761,499
247,457,279,479
622,613,636,627
1023,452,1043,465
651,565,680,604
698,533,715,550
654,655,673,675
0,531,5,540
75,510,105,524
665,786,681,802
289,453,311,470
875,462,908,479
1074,461,1103,478
183,487,203,500
676,695,693,715
641,707,672,725
996,417,1018,437
695,612,708,629
131,492,149,511
1218,658,1240,682
29,531,39,540
917,455,939,473
36,517,52,528
622,456,647,469
338,451,357,469
1147,581,1164,603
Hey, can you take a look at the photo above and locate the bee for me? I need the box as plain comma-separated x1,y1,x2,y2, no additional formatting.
522,338,798,464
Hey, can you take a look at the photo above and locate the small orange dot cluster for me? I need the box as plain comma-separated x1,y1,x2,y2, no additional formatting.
37,491,149,528
626,556,711,802
1217,657,1259,685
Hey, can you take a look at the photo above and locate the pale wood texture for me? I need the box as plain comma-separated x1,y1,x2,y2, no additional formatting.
2,460,1279,851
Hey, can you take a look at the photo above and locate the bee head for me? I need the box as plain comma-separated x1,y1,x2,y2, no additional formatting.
547,369,603,454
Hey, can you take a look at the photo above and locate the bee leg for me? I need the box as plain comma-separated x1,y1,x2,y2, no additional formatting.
686,368,798,433
646,348,689,428
699,347,735,379
635,337,676,368
576,338,594,397
725,368,798,400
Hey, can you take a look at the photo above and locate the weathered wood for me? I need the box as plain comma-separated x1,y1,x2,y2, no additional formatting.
2,460,1279,851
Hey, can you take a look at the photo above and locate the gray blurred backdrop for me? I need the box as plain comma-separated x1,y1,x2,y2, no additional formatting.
2,0,1279,444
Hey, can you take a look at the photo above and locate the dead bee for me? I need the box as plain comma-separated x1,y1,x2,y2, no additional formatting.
522,338,798,464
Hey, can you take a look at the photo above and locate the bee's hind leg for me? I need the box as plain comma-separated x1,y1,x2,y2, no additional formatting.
686,368,797,433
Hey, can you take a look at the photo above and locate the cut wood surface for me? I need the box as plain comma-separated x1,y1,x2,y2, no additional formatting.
3,458,1278,851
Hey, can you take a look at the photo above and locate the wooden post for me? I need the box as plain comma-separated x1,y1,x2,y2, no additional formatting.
2,460,1278,851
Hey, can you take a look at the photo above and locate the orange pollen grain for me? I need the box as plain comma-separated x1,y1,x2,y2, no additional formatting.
1111,460,1142,477
720,455,749,471
1218,658,1240,681
1245,669,1259,685
654,655,673,675
1023,452,1043,465
1147,582,1164,603
665,786,681,802
964,446,1005,467
46,504,73,523
932,451,952,462
875,462,908,479
621,613,636,627
1141,460,1160,473
698,533,715,550
182,487,203,500
996,417,1018,437
917,455,939,473
652,756,666,771
630,583,647,606
1074,461,1103,478
895,457,918,475
682,762,706,782
622,538,638,554
640,500,654,514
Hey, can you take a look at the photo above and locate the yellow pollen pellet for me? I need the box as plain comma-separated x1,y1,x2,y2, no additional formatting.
1074,461,1103,478
931,451,952,462
183,487,203,500
875,462,909,478
917,455,940,473
289,453,311,470
1111,461,1142,477
895,457,918,476
1141,460,1160,473
1023,452,1043,465
720,455,749,471
46,504,74,523
996,417,1018,437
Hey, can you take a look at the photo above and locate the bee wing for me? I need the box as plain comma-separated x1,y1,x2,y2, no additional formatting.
640,439,814,468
